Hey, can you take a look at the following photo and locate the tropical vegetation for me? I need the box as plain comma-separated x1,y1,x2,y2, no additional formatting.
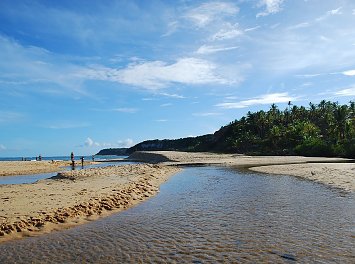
100,100,355,158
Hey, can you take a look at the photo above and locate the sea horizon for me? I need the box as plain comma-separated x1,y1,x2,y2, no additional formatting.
0,155,127,162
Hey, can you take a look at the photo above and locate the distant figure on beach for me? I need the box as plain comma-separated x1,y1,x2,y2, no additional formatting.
39,155,42,161
81,156,84,168
92,155,95,162
70,152,75,168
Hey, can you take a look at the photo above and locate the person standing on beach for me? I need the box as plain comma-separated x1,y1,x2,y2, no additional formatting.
81,156,84,168
70,152,75,168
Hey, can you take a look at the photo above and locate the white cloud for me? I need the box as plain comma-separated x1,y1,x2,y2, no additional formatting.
162,21,179,37
160,103,172,107
245,26,261,32
83,137,134,148
335,87,355,96
0,35,86,95
216,92,293,109
328,7,342,15
196,45,239,54
287,22,310,30
117,138,134,148
82,58,229,89
210,23,243,40
85,137,100,147
257,0,284,17
0,144,6,151
316,7,342,21
185,2,239,28
155,119,168,122
342,69,355,76
158,92,186,98
353,9,355,15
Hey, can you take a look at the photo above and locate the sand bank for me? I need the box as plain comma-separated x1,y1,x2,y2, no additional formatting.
0,160,95,176
129,151,353,191
249,163,355,192
0,164,180,241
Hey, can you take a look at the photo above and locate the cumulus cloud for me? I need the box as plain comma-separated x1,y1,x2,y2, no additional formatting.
216,92,293,109
82,58,228,89
196,45,239,54
85,137,100,147
82,137,134,148
257,0,284,17
117,138,134,148
185,2,239,28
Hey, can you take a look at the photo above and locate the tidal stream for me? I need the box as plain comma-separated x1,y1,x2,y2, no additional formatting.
0,167,353,263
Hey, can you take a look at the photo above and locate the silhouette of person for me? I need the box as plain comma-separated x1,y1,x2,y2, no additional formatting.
70,152,75,168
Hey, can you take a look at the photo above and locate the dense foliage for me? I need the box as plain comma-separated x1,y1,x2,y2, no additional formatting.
215,100,355,158
101,101,355,158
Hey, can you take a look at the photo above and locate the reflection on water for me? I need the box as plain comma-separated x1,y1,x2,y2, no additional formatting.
0,173,56,185
0,167,353,263
0,162,138,185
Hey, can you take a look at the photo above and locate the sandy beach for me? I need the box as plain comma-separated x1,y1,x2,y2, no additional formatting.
249,163,355,192
0,151,353,242
0,163,180,241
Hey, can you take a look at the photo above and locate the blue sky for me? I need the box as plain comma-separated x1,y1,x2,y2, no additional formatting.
0,0,354,157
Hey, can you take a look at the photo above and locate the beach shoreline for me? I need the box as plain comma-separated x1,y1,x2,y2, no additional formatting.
0,160,97,177
1,151,353,242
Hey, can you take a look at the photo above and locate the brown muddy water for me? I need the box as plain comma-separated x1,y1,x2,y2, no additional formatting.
0,167,354,263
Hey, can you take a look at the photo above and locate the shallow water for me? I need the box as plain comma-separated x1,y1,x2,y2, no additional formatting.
0,167,354,263
0,161,138,185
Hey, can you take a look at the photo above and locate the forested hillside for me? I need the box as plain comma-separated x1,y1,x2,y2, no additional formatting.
101,101,355,158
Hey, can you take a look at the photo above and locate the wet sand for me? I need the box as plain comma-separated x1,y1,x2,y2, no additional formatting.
0,164,180,241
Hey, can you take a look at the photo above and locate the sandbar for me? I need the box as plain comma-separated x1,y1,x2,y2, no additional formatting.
0,160,95,176
0,163,180,242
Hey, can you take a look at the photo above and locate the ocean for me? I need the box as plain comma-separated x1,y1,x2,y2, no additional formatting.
0,155,127,162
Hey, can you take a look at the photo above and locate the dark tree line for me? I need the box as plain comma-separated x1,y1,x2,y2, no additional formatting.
216,100,355,157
